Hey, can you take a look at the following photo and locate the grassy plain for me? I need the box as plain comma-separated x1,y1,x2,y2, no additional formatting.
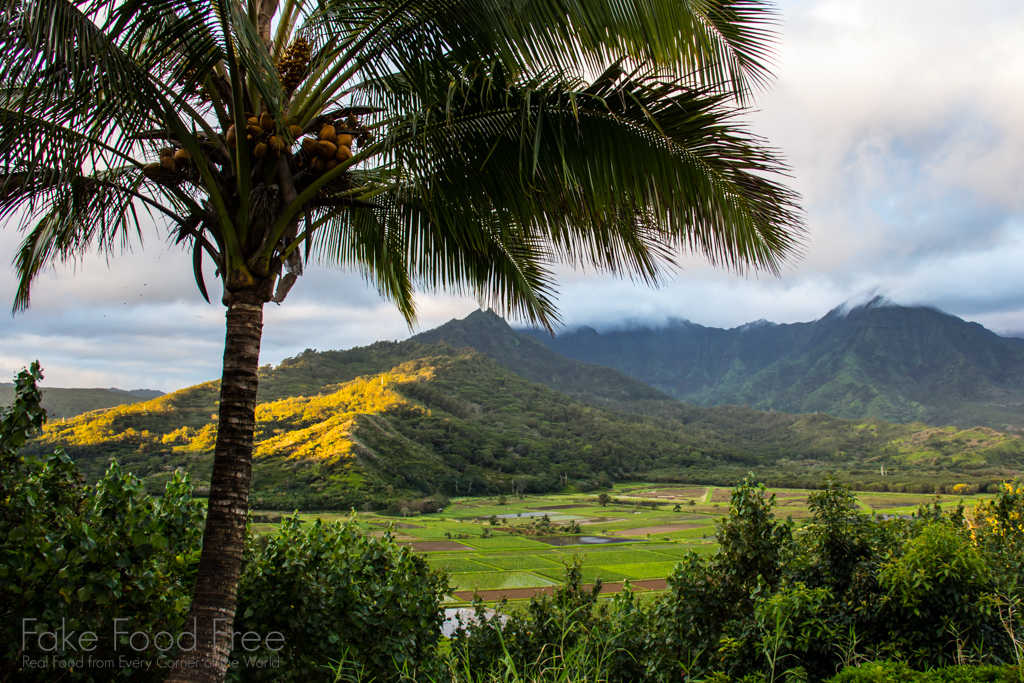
255,483,984,604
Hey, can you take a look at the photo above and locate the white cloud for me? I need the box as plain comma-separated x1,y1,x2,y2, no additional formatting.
3,0,1024,389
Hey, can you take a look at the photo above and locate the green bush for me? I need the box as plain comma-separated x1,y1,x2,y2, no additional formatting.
228,516,448,682
826,662,1021,683
1,364,204,682
878,523,996,667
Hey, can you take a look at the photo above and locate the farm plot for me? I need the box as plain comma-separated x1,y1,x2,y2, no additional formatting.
261,483,989,605
427,558,495,573
451,571,557,591
475,555,565,571
560,550,669,565
460,536,552,550
619,523,708,536
611,562,681,580
536,565,628,584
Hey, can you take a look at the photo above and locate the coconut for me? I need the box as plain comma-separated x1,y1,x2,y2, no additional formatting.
142,163,162,180
253,142,268,159
325,159,338,171
319,124,336,141
289,124,304,139
311,157,324,171
335,133,353,147
247,116,260,126
174,149,191,163
160,156,176,170
319,140,337,158
301,138,320,156
335,145,353,161
268,135,285,152
260,112,274,131
246,124,263,137
225,128,237,146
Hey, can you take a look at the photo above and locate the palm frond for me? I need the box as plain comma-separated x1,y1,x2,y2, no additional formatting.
10,165,145,310
363,62,802,283
309,189,562,328
299,0,783,111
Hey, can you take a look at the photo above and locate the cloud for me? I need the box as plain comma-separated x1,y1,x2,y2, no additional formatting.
0,225,482,389
3,0,1024,389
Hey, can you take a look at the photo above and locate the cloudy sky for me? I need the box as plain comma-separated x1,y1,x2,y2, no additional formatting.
3,0,1024,391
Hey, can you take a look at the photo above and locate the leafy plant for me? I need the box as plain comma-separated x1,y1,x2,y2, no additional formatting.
1,365,204,682
878,523,994,668
229,516,447,682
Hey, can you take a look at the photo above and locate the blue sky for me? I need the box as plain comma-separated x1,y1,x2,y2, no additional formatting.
3,0,1024,391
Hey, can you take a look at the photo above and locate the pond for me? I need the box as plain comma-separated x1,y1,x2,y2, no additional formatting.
533,535,640,546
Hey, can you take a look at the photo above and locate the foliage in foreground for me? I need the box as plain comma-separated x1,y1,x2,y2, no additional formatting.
448,477,1024,683
1,365,447,682
1,363,204,681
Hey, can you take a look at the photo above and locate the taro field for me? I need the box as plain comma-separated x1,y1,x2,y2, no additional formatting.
258,483,980,604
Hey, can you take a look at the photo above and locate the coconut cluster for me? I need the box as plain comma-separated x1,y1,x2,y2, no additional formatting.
300,122,355,174
277,37,310,93
140,111,366,186
225,112,303,160
142,147,193,184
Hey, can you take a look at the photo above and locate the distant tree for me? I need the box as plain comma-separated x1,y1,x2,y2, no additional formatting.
598,493,612,506
673,503,682,512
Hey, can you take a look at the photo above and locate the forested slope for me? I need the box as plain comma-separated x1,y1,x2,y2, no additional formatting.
27,342,1024,508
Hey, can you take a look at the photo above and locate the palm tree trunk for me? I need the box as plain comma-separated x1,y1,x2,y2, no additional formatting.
166,290,264,683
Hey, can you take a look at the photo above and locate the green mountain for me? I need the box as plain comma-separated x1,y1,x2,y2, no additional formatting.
24,335,1024,508
410,309,671,404
525,298,1024,429
0,384,163,419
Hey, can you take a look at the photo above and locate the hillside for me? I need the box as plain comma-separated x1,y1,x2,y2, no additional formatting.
26,341,1024,508
524,298,1024,429
410,310,671,404
0,384,163,419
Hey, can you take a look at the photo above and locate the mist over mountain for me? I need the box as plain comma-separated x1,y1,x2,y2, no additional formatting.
521,297,1024,429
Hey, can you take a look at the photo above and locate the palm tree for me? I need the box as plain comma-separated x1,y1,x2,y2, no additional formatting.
0,0,802,679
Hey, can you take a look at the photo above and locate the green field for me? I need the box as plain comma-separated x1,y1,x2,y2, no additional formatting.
277,484,984,604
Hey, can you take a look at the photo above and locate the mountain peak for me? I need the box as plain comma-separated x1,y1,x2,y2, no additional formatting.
529,301,1024,429
823,294,894,320
733,319,775,333
411,311,672,403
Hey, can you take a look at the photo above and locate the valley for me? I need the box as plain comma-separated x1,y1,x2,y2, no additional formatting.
257,484,979,603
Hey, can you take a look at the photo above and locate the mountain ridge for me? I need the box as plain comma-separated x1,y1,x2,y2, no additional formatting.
28,339,1024,508
521,298,1024,429
0,384,166,419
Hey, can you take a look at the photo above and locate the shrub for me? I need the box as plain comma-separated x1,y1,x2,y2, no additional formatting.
449,558,661,683
229,516,448,682
878,523,995,667
1,364,204,682
826,662,1020,682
